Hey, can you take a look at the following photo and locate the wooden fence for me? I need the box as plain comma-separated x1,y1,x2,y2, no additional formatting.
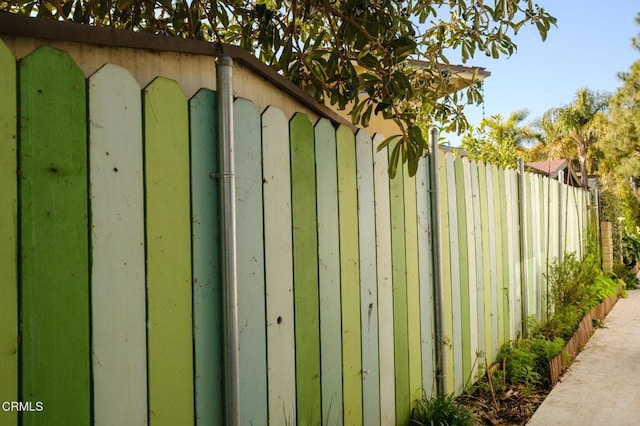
0,27,590,426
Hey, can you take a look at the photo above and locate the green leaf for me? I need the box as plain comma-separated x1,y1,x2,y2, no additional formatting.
389,140,402,179
362,104,373,128
376,135,401,152
391,36,417,62
358,51,379,68
117,0,138,11
375,102,392,115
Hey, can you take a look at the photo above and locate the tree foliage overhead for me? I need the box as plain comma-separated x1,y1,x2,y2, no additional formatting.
599,14,640,182
461,109,537,168
1,0,556,176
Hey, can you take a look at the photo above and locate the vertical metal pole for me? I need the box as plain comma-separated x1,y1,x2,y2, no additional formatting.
517,158,529,336
216,55,240,426
558,170,565,262
428,127,445,396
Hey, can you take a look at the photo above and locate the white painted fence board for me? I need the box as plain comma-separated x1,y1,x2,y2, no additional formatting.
531,176,542,319
234,98,268,425
355,129,381,426
89,64,147,426
262,106,296,424
462,158,478,378
415,149,435,397
508,170,522,337
372,135,396,426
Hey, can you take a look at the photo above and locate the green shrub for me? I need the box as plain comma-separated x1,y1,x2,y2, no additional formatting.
497,336,565,388
537,253,598,340
535,304,584,340
612,263,638,289
622,229,640,266
547,254,598,309
410,392,475,426
588,274,621,308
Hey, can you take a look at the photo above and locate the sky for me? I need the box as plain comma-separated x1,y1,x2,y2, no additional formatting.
443,1,640,146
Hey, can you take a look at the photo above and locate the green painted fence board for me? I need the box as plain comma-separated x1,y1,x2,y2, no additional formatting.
263,106,296,425
567,186,575,253
455,158,471,388
0,40,17,426
438,150,454,393
492,166,502,347
543,177,552,312
389,146,410,420
233,98,268,425
525,175,536,317
497,169,510,345
445,155,463,393
403,163,423,401
315,118,344,425
489,165,503,350
548,177,559,269
529,175,538,318
469,161,485,365
372,137,396,425
336,125,363,426
144,77,194,426
19,46,90,426
355,129,381,426
89,64,147,426
415,154,435,397
290,112,321,425
189,89,223,426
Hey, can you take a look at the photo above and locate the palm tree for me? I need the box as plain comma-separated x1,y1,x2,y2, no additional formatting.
542,88,609,187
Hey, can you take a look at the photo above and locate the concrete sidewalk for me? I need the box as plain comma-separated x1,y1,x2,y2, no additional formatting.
528,288,640,425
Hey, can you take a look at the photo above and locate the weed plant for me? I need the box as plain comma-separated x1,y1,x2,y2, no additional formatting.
410,392,475,426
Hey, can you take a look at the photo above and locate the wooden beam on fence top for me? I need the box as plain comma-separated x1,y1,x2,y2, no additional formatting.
0,11,220,55
0,12,355,131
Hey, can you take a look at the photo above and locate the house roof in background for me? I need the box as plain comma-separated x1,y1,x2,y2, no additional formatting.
407,59,491,80
526,159,582,187
526,159,569,177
